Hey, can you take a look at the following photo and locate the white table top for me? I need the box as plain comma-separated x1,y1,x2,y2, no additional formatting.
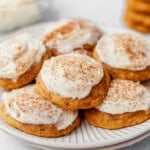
0,0,149,149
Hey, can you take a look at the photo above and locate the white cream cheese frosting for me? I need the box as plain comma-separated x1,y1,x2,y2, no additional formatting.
96,33,150,71
96,79,150,114
3,85,78,130
43,19,101,54
40,53,104,99
0,33,46,80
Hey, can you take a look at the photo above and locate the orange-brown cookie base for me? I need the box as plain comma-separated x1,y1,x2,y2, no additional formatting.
103,63,150,82
93,50,150,82
127,0,150,13
84,108,150,129
125,8,150,27
0,104,81,137
36,69,110,110
124,14,150,33
124,6,150,33
0,50,51,90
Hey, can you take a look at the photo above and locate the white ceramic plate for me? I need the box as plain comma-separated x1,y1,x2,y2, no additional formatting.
0,23,150,150
10,131,150,150
0,117,150,150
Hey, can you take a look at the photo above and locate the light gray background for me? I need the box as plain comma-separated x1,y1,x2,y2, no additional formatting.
0,0,149,149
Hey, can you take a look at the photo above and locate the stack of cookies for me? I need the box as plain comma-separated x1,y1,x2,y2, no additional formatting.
0,19,150,138
124,0,150,33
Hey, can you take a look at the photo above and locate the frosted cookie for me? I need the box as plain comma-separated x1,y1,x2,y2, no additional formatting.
36,53,110,110
0,33,51,90
0,85,80,137
94,33,150,81
42,19,101,56
84,79,150,129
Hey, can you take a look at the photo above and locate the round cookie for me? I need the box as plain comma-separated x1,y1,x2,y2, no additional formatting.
84,108,150,130
94,33,150,81
127,0,150,13
42,19,102,56
36,53,110,110
84,79,150,129
0,85,81,137
0,33,51,90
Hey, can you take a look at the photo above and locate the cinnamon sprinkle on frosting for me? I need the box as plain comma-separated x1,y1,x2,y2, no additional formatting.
43,19,101,54
40,53,104,99
96,79,150,114
0,33,46,80
96,33,150,71
3,85,78,130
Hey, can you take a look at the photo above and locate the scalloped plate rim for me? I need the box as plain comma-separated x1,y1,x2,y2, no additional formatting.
0,119,150,149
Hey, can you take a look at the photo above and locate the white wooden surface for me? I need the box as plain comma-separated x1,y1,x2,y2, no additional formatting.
0,0,149,149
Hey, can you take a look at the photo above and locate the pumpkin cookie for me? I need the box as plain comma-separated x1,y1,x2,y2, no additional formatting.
127,0,150,13
125,8,150,27
94,33,150,81
84,79,150,129
0,85,81,137
36,53,110,110
42,19,102,56
0,33,51,90
124,14,150,33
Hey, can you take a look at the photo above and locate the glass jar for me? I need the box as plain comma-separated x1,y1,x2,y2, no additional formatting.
0,0,50,33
